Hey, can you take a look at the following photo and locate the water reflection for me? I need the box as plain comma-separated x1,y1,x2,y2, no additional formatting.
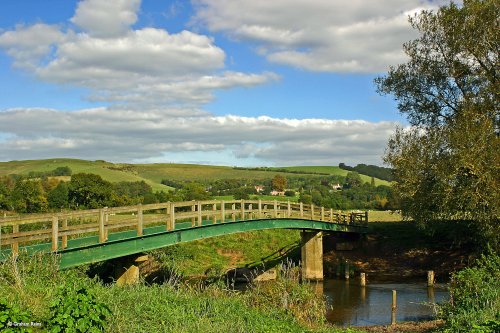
323,279,448,326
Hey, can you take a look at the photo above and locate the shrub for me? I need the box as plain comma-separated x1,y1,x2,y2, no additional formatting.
438,250,500,332
0,300,33,332
48,284,111,333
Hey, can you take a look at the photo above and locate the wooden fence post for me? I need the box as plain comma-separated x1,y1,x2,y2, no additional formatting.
330,208,333,222
311,204,315,220
274,200,278,218
99,209,105,243
248,204,253,219
62,218,68,249
300,202,304,218
212,203,217,224
12,224,19,256
287,200,291,217
197,202,202,226
221,200,225,223
169,203,175,231
231,203,236,221
52,215,59,251
191,203,196,227
321,207,325,221
137,204,143,236
241,200,245,220
258,199,262,218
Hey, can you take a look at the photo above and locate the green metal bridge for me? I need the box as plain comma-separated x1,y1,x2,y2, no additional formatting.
0,200,368,270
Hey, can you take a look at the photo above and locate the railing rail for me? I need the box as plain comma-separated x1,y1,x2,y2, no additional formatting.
1,200,368,256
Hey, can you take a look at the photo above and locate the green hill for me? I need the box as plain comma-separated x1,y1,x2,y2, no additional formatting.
280,166,390,186
0,159,390,191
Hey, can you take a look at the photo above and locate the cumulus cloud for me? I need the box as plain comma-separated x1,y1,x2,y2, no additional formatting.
192,0,455,73
0,108,397,165
0,0,277,107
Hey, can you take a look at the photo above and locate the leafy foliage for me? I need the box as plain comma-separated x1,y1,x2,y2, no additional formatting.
339,163,393,181
272,174,287,192
438,251,500,332
0,300,33,332
48,284,111,333
68,173,114,209
375,0,499,247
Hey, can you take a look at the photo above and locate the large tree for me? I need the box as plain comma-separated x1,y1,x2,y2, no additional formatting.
375,0,499,246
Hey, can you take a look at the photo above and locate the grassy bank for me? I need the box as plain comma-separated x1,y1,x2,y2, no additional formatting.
0,253,364,333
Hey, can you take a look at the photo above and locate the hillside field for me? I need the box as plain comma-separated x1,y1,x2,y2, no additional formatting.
0,159,390,191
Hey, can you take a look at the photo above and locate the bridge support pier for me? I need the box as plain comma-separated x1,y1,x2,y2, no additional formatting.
301,231,323,280
114,254,149,286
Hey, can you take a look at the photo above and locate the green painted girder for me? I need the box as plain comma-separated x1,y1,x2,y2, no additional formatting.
58,218,366,269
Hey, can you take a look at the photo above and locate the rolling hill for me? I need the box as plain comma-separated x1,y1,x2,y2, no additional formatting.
0,159,391,191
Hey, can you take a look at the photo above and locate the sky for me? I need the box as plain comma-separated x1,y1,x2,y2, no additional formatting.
0,0,453,166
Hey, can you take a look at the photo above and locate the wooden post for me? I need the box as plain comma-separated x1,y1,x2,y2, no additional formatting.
273,200,278,218
258,199,262,218
197,202,202,226
311,204,315,220
365,211,369,225
427,270,435,287
300,202,304,217
321,207,325,221
360,272,366,286
12,224,19,256
99,209,105,243
168,202,175,231
191,203,196,227
287,200,291,217
345,260,350,280
62,218,68,249
248,204,253,219
240,199,245,220
212,203,217,224
105,209,109,240
231,203,236,221
137,204,143,236
221,200,225,223
52,215,59,251
165,202,170,230
330,208,333,222
391,290,397,325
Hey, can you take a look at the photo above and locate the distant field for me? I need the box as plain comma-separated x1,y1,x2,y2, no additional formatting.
367,210,402,222
281,166,390,186
0,159,390,193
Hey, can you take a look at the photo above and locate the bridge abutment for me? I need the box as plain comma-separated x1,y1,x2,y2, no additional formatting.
301,231,323,280
114,254,149,286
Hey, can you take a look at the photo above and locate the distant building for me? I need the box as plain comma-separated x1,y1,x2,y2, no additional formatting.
270,190,285,196
254,185,264,193
331,183,342,190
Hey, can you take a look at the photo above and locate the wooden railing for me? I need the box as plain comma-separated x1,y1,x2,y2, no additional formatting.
0,200,368,256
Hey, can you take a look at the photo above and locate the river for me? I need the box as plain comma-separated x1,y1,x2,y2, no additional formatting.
321,279,449,326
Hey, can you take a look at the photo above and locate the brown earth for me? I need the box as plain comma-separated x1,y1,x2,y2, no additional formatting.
323,222,475,281
359,320,444,333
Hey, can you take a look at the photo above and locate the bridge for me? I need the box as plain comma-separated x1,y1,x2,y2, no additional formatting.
0,199,368,281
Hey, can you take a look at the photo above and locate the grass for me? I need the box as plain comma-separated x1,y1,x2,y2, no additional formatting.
367,210,403,222
0,252,364,333
0,159,390,193
281,166,391,186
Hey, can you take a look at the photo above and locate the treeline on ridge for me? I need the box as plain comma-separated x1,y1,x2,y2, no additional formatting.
338,163,393,181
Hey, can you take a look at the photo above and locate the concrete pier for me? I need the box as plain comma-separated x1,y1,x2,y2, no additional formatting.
301,231,323,280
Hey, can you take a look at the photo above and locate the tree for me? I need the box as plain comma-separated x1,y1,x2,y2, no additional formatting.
345,172,362,188
272,175,287,192
68,173,114,209
375,0,499,246
179,182,210,201
11,179,48,213
48,181,69,209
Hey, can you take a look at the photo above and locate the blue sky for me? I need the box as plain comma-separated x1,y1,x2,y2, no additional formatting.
0,0,449,166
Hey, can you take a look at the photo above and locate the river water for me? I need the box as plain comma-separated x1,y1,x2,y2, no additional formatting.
321,279,449,326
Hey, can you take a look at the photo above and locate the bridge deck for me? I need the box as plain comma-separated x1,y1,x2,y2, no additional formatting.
1,200,368,268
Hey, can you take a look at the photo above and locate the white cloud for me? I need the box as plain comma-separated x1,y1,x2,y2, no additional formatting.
192,0,455,73
71,0,141,38
0,107,397,165
0,0,277,108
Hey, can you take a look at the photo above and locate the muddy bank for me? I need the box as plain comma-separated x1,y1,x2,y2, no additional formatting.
359,320,444,333
323,222,474,281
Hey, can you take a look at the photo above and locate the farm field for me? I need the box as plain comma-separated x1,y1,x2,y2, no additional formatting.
0,159,390,192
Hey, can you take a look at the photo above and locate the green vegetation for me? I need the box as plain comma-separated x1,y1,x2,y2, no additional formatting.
375,0,499,249
0,253,363,333
338,163,393,182
438,251,499,333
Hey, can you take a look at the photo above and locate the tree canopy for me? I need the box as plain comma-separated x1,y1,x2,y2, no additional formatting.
376,0,499,247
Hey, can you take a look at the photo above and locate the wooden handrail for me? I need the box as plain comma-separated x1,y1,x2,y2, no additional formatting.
1,200,368,253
